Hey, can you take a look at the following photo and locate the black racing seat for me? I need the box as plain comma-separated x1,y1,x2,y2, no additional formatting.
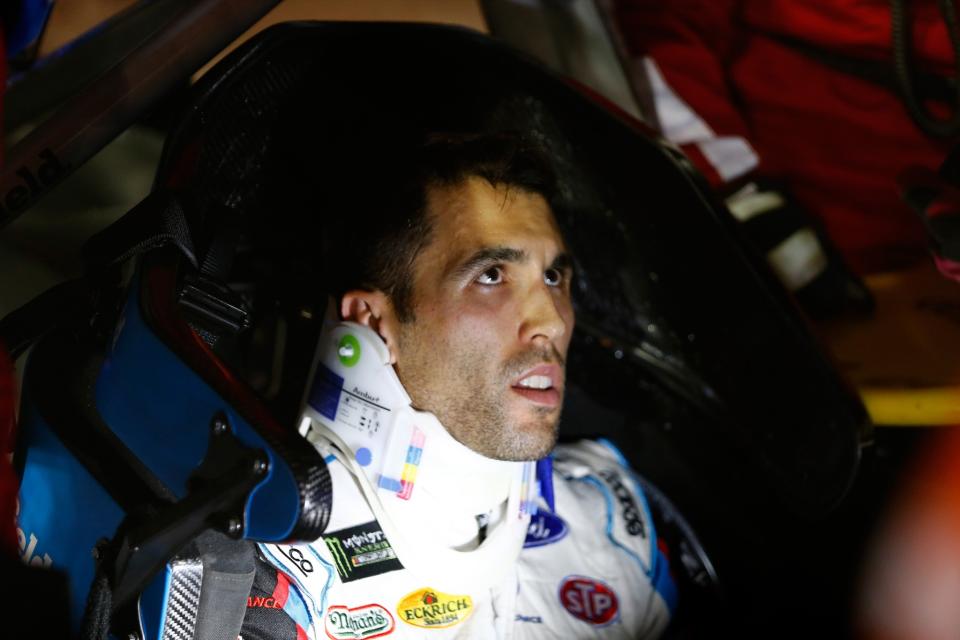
7,21,869,638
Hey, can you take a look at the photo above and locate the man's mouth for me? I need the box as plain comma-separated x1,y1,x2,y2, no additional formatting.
511,364,562,408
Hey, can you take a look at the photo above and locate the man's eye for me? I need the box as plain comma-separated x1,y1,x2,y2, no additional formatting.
477,266,504,285
544,267,563,287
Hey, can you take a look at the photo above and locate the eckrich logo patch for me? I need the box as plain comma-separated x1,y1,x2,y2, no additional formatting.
397,588,473,629
325,603,395,639
323,521,403,583
559,576,619,626
524,510,569,548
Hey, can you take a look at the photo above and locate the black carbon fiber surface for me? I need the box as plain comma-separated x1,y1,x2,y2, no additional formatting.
162,559,203,640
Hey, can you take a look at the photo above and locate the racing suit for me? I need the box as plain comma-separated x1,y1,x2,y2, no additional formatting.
611,0,957,274
239,322,676,639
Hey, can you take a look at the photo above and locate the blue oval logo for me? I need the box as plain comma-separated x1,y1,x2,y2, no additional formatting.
524,511,568,548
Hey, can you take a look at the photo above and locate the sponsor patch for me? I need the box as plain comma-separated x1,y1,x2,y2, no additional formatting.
275,546,315,578
396,588,473,629
515,614,543,624
325,603,395,639
524,510,569,548
247,595,283,609
597,469,646,538
559,576,619,626
323,521,403,583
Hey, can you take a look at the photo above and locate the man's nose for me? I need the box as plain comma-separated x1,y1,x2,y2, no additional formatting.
519,283,569,345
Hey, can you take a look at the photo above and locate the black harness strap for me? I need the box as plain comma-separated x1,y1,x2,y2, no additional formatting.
82,190,198,271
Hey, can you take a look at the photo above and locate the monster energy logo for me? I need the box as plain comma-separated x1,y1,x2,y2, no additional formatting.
322,521,403,583
324,537,395,575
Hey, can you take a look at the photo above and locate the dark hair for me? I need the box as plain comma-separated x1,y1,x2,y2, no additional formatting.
319,132,559,321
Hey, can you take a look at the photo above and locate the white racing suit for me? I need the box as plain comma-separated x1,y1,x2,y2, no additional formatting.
239,323,677,639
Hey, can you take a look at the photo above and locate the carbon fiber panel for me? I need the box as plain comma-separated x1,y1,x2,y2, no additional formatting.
161,559,203,640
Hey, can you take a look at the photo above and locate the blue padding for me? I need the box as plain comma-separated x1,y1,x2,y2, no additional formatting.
140,566,171,640
16,398,125,630
94,282,300,541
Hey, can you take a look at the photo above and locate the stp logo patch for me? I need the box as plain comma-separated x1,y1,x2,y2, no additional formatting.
559,576,619,626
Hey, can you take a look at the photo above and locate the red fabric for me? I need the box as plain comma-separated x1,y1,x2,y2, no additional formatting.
613,0,955,273
0,341,19,559
932,254,960,282
272,569,291,608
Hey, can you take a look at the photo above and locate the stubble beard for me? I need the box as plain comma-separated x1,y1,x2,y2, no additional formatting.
396,326,563,461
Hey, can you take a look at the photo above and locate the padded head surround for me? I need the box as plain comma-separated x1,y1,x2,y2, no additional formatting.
157,21,869,520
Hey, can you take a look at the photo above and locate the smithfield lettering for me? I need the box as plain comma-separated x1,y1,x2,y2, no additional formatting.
17,526,52,569
1,149,68,217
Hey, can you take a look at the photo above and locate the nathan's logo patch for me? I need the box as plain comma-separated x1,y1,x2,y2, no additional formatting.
524,510,569,548
597,469,646,537
397,588,473,629
559,576,619,626
325,603,395,639
323,521,403,583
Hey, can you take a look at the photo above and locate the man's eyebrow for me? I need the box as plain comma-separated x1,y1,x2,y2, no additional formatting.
549,252,574,273
453,246,528,279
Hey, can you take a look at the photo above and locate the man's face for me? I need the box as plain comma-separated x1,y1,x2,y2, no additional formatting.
392,176,574,461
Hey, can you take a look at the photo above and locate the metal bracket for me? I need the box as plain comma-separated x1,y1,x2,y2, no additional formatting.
103,412,268,611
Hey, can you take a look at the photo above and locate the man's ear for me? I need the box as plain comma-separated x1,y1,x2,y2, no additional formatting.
340,290,400,364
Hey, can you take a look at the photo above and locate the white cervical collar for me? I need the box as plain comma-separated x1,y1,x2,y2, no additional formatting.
300,321,537,591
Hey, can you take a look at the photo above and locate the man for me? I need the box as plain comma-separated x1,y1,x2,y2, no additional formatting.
240,133,677,639
611,0,953,279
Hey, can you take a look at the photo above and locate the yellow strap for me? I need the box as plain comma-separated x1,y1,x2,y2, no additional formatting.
861,386,960,426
